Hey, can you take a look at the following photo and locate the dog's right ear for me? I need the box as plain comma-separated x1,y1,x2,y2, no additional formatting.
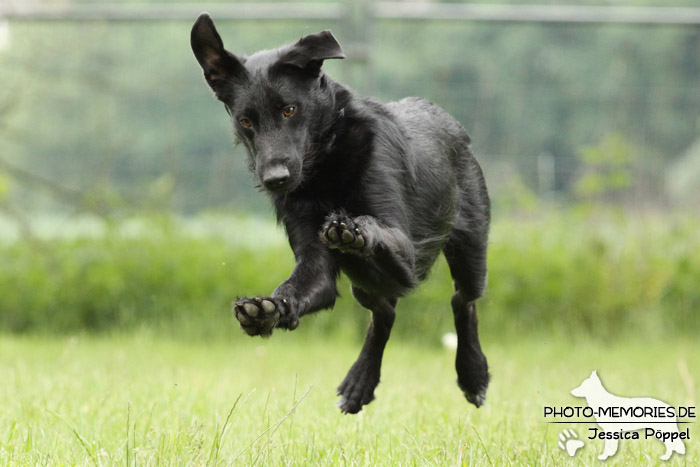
277,30,345,76
191,13,247,100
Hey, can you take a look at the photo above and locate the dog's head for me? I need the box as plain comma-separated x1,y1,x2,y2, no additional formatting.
570,370,603,398
191,13,345,194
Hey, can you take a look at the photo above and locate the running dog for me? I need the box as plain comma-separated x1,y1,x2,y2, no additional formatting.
191,13,491,414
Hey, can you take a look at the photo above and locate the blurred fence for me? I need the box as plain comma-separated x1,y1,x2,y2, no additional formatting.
1,1,699,218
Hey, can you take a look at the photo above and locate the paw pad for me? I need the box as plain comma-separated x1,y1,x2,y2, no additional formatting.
233,297,282,336
321,218,368,255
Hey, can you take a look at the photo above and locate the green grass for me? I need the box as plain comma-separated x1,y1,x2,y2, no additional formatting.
0,332,697,465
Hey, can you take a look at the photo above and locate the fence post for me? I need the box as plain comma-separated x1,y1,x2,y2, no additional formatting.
0,18,9,51
341,0,375,95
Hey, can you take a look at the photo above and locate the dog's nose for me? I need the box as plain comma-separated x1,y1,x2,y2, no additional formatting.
262,166,290,190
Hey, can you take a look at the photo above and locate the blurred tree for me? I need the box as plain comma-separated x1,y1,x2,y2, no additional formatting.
574,133,633,203
0,3,698,213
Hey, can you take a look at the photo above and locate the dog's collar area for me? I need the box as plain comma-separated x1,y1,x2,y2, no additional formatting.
326,133,337,152
321,107,343,151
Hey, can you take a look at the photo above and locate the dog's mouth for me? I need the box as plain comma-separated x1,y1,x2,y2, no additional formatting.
265,179,297,194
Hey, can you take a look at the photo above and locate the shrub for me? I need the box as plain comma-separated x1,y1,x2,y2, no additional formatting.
0,213,697,341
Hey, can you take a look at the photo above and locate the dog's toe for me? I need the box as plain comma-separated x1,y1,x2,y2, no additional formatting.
351,230,365,249
336,396,360,414
326,221,340,242
336,391,374,414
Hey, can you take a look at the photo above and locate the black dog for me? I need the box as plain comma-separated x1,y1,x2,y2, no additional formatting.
191,13,491,414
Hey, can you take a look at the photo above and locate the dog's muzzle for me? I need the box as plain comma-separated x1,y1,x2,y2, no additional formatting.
262,165,290,191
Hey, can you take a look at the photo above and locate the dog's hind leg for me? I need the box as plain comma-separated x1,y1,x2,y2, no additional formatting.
337,286,396,414
443,222,490,407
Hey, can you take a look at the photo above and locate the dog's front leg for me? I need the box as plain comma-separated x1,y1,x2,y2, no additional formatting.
321,213,417,290
234,222,339,337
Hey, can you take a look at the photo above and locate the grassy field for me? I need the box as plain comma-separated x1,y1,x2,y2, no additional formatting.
0,331,697,466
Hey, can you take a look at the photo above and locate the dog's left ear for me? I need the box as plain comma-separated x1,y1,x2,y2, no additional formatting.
191,13,247,100
278,30,345,75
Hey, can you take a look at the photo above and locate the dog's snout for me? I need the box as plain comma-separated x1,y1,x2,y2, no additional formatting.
262,166,290,190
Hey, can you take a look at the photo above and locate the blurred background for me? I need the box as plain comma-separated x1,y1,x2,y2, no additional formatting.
0,0,698,341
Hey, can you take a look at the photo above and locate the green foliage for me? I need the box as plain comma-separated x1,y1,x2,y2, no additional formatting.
484,213,700,339
1,213,698,340
574,133,633,201
0,170,9,201
0,220,294,335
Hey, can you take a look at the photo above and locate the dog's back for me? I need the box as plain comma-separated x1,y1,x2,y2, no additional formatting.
359,96,490,282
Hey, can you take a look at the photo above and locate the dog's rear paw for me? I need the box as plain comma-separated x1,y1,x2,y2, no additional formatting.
457,371,489,408
336,362,380,414
463,386,488,408
320,216,370,256
232,297,297,336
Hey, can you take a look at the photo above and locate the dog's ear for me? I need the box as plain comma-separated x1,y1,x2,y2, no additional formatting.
277,30,345,75
191,13,247,100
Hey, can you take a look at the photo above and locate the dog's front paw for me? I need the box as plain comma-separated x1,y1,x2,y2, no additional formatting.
232,297,298,337
320,216,370,257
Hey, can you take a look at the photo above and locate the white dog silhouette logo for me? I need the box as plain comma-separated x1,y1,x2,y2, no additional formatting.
571,370,686,461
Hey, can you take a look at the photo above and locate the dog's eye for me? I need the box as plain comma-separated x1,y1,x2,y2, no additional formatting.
239,117,252,128
282,105,296,118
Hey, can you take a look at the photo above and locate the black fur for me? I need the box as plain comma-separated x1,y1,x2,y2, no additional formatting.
191,13,491,414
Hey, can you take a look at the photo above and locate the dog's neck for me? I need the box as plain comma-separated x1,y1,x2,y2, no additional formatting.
305,79,371,161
